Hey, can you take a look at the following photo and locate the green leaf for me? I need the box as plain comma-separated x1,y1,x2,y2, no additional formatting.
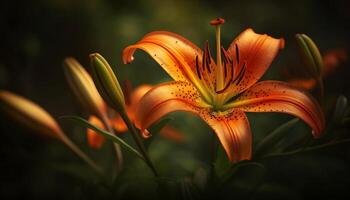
218,161,265,197
219,161,264,186
155,177,181,200
263,138,350,158
60,116,144,161
254,118,299,158
180,178,200,200
192,167,208,191
333,95,348,123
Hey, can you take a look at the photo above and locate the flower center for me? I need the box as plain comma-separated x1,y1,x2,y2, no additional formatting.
194,18,246,111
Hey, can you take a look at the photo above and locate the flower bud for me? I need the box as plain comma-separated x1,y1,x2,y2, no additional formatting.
296,34,324,77
0,91,61,138
63,57,105,118
90,53,126,113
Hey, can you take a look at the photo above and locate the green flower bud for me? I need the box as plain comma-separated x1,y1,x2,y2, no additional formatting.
63,57,105,118
296,34,324,77
90,53,126,113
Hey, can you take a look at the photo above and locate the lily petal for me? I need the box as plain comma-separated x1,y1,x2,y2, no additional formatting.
226,81,325,136
129,84,153,119
200,109,252,162
123,31,202,82
135,81,202,131
135,81,252,162
226,29,284,98
123,31,214,103
87,115,106,149
111,114,128,132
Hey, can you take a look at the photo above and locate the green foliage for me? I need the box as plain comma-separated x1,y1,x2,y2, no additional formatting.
61,116,144,160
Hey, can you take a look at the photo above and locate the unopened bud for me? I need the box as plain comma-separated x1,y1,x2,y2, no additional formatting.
90,53,126,113
0,91,61,138
296,34,323,77
63,57,105,118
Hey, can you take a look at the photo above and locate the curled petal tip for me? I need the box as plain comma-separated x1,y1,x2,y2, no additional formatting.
210,18,225,26
123,55,134,64
141,129,152,138
280,38,285,49
129,56,134,63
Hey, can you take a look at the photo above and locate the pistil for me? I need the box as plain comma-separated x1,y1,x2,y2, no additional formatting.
210,18,225,91
210,18,226,110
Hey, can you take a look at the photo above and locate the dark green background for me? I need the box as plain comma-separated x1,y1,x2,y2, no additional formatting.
0,0,349,199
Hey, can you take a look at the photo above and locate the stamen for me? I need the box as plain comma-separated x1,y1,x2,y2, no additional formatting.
195,56,202,79
215,74,232,94
233,62,246,85
205,41,212,72
201,51,206,71
223,59,227,78
231,59,235,80
235,44,240,64
209,18,225,90
216,62,247,94
221,47,232,79
221,46,230,63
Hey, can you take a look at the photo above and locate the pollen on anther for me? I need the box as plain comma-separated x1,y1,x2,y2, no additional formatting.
210,18,225,26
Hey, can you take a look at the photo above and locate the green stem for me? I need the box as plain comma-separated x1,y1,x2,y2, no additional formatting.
100,114,123,177
262,138,350,158
210,132,218,186
57,130,103,175
120,111,159,176
254,118,299,158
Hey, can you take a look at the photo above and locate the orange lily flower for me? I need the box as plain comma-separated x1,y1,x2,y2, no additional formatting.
87,84,184,149
122,18,325,162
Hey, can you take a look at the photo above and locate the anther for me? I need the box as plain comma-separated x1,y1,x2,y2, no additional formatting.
201,51,206,71
205,41,212,64
223,59,227,78
235,44,240,64
233,62,246,85
195,56,202,80
210,18,225,26
204,41,212,72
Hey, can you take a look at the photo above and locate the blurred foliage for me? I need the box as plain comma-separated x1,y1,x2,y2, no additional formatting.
0,0,350,199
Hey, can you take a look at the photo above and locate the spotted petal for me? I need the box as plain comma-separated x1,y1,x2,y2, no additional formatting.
226,81,325,136
123,31,214,103
128,84,153,120
225,29,284,98
123,31,203,82
135,81,252,162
